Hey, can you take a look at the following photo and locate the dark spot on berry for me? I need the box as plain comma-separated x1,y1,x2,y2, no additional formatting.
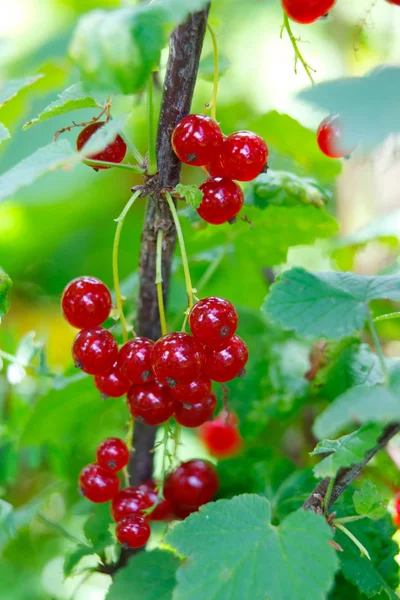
220,325,230,338
141,370,152,382
186,153,198,163
74,359,83,369
100,392,109,401
108,459,117,470
78,487,85,497
122,542,130,550
261,163,269,174
166,377,177,388
228,217,237,225
237,368,246,378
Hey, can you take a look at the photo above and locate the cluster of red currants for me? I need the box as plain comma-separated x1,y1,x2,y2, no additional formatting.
171,114,268,225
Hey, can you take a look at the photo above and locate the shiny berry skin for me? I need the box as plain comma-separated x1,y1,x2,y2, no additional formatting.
127,381,175,426
171,114,223,166
79,464,119,503
61,276,112,329
282,0,336,24
198,178,244,225
190,297,238,350
111,487,153,522
207,140,228,178
164,459,218,510
96,438,129,473
175,393,217,428
138,480,173,521
317,115,350,159
118,337,155,384
94,363,130,398
116,516,151,548
203,335,248,382
220,131,268,182
72,328,118,375
152,332,204,386
170,377,212,405
200,412,242,458
76,121,127,169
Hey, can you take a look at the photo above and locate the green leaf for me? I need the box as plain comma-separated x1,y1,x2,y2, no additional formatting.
353,480,387,521
63,544,96,578
0,74,44,108
264,268,400,340
0,500,16,541
175,184,203,209
23,82,107,129
0,267,12,323
84,504,114,551
198,53,231,82
166,494,338,600
245,171,329,209
106,550,180,600
311,425,383,479
0,123,10,144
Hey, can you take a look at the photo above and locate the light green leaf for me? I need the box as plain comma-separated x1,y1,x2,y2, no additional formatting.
84,504,114,552
353,480,387,521
23,82,107,129
245,171,329,210
0,74,44,108
175,184,203,209
198,53,231,82
106,550,180,600
0,267,12,323
0,123,10,144
311,425,383,479
0,500,16,542
166,494,338,600
264,268,400,340
64,544,97,578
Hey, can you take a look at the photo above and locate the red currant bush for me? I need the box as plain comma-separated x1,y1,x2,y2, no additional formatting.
198,177,244,225
203,335,248,382
220,131,268,182
96,438,129,473
111,487,153,522
151,332,204,386
171,114,223,166
170,377,212,405
72,328,118,375
200,411,242,458
118,337,155,384
164,459,219,511
317,115,350,159
61,276,112,329
94,363,130,398
138,480,173,521
116,516,151,549
127,381,175,425
76,121,127,169
79,464,119,503
282,0,336,24
174,392,217,428
190,296,238,349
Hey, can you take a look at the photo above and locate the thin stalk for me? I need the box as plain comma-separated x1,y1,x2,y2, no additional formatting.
123,417,135,487
36,513,88,546
281,13,315,85
206,23,219,121
196,248,224,293
367,311,389,385
333,515,366,525
335,523,371,560
323,477,335,512
374,312,400,323
147,75,157,174
119,131,144,166
84,159,144,173
156,229,168,336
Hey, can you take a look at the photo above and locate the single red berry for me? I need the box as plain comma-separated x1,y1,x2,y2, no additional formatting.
189,297,238,350
127,381,175,426
72,328,118,375
198,178,244,225
203,335,248,382
151,332,204,386
94,362,130,398
118,337,155,384
61,276,112,329
170,377,212,405
79,463,119,503
116,516,151,548
111,487,153,522
200,412,242,458
164,459,219,510
220,131,268,182
96,438,130,473
317,115,350,159
387,0,400,4
76,121,127,169
282,0,336,24
171,114,223,166
175,393,217,428
138,480,174,521
173,504,198,520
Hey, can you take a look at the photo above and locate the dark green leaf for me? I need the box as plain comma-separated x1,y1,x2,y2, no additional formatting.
84,503,114,551
63,544,96,578
245,171,329,209
175,184,203,209
0,267,12,323
353,480,388,521
0,74,44,107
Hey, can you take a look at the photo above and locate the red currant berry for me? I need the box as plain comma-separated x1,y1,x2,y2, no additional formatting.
116,516,151,549
207,139,228,178
164,459,218,510
173,504,198,520
317,115,350,159
190,297,238,350
170,377,212,405
171,114,223,166
111,487,153,522
94,363,130,398
203,335,248,382
175,392,217,428
76,121,127,169
61,276,112,329
220,131,268,182
387,0,400,4
96,438,129,473
282,0,336,24
198,177,244,225
127,381,175,426
79,464,119,503
200,412,242,458
118,337,155,384
138,480,173,521
151,332,204,386
72,328,118,375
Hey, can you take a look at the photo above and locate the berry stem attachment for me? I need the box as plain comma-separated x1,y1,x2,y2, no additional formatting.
333,515,366,525
335,523,371,560
84,159,145,173
147,75,157,175
123,416,135,487
206,23,219,121
113,190,142,342
281,13,315,86
367,311,389,385
156,229,168,337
